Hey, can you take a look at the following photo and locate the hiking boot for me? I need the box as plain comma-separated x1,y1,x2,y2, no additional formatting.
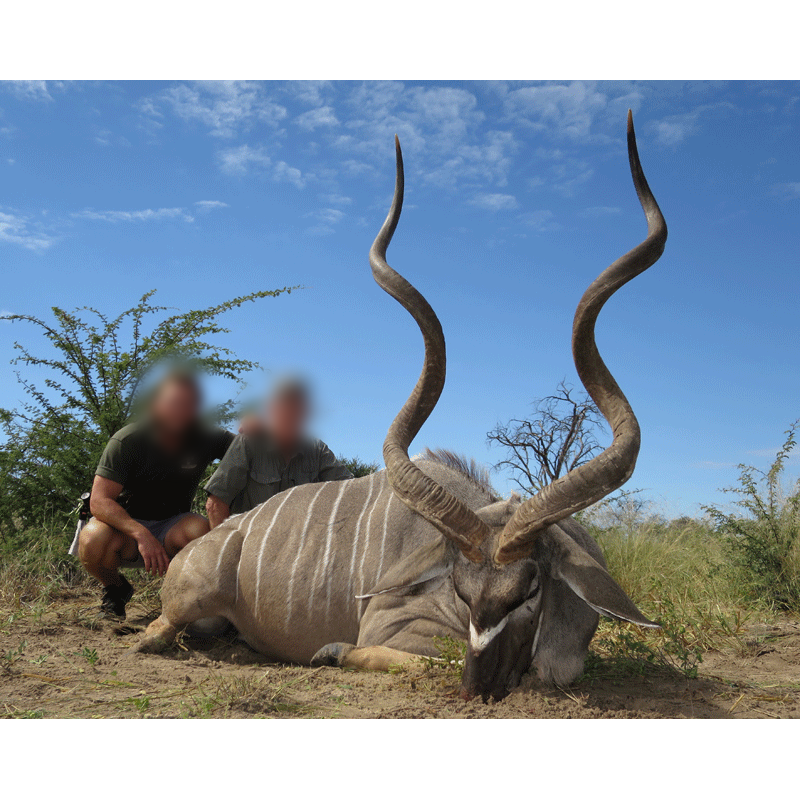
100,576,134,620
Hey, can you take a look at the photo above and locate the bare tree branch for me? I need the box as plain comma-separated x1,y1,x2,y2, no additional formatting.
487,380,606,495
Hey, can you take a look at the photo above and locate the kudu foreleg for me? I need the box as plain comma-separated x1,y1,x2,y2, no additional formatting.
311,642,419,671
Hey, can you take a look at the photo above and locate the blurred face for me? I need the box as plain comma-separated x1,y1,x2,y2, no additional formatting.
267,393,308,452
150,380,200,435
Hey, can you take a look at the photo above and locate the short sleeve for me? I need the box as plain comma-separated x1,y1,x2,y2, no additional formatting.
316,441,354,482
210,428,236,461
95,436,132,485
204,434,252,505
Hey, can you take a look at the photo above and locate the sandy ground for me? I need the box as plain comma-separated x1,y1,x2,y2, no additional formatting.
2,588,800,719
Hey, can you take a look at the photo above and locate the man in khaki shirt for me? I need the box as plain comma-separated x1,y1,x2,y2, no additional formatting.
205,378,352,526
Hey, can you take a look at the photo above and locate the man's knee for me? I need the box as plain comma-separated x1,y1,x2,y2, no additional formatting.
78,519,120,564
166,514,209,553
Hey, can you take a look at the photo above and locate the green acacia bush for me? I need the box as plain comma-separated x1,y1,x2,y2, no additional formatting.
705,423,800,612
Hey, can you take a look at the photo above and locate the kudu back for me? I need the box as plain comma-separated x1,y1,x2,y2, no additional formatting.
138,112,666,702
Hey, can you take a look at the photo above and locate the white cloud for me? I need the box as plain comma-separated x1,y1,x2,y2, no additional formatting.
288,81,335,107
469,192,518,211
333,83,510,191
273,160,305,188
73,207,195,223
649,102,735,147
424,130,518,190
2,80,53,102
581,206,622,217
774,182,800,199
520,210,560,232
141,81,287,138
218,144,306,187
650,113,697,146
319,193,352,206
295,106,339,131
503,82,608,142
194,200,229,210
218,144,272,175
304,207,345,236
309,208,345,225
0,210,55,250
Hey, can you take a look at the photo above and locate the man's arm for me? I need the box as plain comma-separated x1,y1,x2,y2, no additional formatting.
316,442,354,482
204,435,252,528
90,475,170,577
206,495,231,529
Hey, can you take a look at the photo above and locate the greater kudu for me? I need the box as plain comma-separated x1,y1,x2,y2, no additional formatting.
137,111,665,701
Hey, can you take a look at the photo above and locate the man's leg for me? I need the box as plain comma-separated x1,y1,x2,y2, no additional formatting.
163,513,210,558
79,517,139,586
78,518,139,618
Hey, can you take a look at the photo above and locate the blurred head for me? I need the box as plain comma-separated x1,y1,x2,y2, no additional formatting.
265,376,311,452
149,371,202,436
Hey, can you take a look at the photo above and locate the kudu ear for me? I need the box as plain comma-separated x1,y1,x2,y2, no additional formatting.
356,538,454,599
549,529,659,628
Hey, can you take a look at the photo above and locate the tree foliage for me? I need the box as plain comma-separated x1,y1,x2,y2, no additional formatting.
0,287,294,534
487,380,605,495
704,422,800,611
339,455,380,479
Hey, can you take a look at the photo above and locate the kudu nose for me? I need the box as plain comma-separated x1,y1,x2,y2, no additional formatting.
460,636,507,703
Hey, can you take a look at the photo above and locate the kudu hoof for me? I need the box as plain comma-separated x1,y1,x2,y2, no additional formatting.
310,642,355,668
134,635,171,655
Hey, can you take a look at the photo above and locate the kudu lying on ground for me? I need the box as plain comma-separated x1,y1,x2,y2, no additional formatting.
137,111,666,701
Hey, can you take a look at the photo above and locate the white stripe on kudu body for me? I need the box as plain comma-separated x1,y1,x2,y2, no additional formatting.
321,481,348,622
215,530,235,574
254,489,296,618
285,482,328,631
377,492,393,578
358,484,383,598
348,472,376,612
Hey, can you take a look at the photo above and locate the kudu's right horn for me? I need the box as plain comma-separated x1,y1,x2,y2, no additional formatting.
370,136,491,563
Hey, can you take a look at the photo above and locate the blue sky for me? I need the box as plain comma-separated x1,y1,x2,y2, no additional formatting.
1,80,799,516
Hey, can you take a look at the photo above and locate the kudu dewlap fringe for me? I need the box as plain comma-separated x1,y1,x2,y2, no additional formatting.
494,110,668,565
370,136,491,563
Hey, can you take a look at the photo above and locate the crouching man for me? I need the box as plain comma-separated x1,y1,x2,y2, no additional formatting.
77,371,237,620
205,377,352,526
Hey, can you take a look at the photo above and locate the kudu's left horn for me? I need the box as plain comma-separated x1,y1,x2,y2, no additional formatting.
494,110,668,564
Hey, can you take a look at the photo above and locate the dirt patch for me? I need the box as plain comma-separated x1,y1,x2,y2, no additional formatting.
2,590,799,719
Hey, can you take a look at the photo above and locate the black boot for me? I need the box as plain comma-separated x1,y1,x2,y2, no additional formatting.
100,575,134,620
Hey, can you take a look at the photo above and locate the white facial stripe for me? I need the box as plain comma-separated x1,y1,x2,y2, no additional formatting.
530,619,542,659
469,616,509,654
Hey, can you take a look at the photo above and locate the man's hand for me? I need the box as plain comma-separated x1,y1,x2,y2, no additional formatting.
135,528,170,577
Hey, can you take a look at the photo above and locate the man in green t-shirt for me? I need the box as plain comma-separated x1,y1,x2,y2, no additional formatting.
77,371,239,620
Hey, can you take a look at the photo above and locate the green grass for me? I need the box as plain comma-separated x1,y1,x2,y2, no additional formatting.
579,516,760,679
0,523,162,612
